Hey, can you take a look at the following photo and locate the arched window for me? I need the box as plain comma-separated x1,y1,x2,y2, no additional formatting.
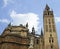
49,35,54,43
51,45,53,49
36,39,39,44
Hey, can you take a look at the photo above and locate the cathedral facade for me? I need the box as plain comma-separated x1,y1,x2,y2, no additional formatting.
0,5,59,49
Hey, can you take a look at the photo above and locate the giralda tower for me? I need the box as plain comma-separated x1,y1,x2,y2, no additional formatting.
43,4,59,49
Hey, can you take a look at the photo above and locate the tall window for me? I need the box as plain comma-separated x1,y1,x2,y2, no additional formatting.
46,19,47,24
49,29,52,32
53,25,56,32
36,39,39,44
49,38,51,43
48,19,51,24
48,12,49,15
49,25,51,28
51,45,53,49
52,19,54,24
49,24,52,32
46,25,48,32
50,34,52,36
49,35,54,43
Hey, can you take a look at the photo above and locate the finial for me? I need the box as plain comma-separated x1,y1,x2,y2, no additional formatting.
20,24,23,27
32,26,35,35
26,22,28,28
41,28,43,36
8,22,11,26
32,26,34,30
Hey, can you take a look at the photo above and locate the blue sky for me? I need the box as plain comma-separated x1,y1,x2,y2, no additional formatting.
0,0,60,48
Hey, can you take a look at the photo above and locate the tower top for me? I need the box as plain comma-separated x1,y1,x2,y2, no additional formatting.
45,4,50,11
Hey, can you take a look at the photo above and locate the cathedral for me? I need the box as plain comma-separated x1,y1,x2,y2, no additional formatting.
0,5,59,49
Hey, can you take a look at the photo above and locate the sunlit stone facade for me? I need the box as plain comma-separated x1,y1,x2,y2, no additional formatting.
0,5,59,49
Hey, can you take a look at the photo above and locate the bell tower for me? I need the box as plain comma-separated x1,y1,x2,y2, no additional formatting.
43,4,59,49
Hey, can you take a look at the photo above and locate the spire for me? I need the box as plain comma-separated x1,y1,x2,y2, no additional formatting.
26,22,28,28
32,27,34,32
41,29,43,36
32,26,34,30
8,22,11,26
45,4,50,11
31,26,35,35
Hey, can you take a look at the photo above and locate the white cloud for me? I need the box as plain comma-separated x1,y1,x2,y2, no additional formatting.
0,19,10,23
55,17,60,23
10,10,40,32
3,0,14,7
3,0,8,7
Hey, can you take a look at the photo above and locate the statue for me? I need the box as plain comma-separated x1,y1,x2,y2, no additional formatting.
28,37,34,49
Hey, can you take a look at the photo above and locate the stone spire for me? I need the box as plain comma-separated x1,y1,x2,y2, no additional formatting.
45,4,50,11
31,26,35,35
8,22,11,26
26,22,28,28
41,29,43,36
